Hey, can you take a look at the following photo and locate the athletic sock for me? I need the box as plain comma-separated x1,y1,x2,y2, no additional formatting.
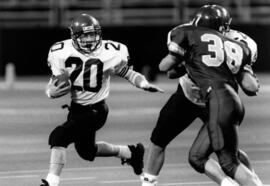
221,177,239,186
117,145,131,159
46,173,60,186
141,172,158,186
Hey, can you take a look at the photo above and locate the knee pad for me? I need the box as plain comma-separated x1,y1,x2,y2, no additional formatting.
49,126,70,148
217,150,240,178
74,142,97,161
188,151,208,173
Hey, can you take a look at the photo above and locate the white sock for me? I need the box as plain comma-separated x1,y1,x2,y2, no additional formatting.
117,145,131,159
221,177,239,186
252,170,263,186
46,173,60,186
141,172,158,186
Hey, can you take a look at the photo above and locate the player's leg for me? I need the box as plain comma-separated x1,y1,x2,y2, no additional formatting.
71,101,144,175
142,86,203,186
204,149,260,186
189,123,240,186
41,101,108,186
94,141,145,175
208,84,262,186
41,117,78,186
40,147,66,186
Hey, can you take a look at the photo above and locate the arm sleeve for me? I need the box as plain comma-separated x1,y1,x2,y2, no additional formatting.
167,26,187,57
120,68,149,89
47,49,66,76
114,43,131,75
159,27,187,72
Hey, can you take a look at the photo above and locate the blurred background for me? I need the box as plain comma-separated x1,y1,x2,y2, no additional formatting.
0,0,270,80
0,1,270,186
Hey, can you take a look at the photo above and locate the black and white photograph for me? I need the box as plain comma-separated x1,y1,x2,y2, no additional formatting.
0,0,269,186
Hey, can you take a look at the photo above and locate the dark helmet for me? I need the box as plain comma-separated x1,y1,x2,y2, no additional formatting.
192,4,232,33
69,14,102,53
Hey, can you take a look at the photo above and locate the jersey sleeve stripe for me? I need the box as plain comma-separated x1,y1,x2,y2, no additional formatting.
118,65,130,77
168,41,186,56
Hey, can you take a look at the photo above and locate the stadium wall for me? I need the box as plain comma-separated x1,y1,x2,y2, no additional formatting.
0,24,269,76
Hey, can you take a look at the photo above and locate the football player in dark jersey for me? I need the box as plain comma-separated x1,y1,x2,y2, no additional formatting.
141,4,262,186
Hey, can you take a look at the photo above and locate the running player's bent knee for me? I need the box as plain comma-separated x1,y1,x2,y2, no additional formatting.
217,150,240,178
75,143,97,161
238,149,252,170
49,126,69,148
188,152,208,173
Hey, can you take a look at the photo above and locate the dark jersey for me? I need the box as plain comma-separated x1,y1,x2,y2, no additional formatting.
167,25,251,96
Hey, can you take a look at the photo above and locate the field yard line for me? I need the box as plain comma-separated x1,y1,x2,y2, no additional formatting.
2,144,270,155
99,180,216,185
0,160,270,175
0,107,160,116
99,179,138,184
100,180,216,185
160,182,215,186
0,175,38,179
61,177,95,181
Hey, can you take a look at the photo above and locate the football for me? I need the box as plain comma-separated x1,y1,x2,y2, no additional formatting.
52,73,71,88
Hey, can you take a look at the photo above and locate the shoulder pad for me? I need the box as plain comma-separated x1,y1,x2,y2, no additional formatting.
225,30,258,64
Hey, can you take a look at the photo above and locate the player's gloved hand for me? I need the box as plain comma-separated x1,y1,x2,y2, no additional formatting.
141,82,164,93
46,78,71,98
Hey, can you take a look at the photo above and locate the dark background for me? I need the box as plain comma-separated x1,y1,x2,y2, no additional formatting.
0,24,269,77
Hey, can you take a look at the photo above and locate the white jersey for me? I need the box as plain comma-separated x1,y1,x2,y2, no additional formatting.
177,29,258,106
47,39,129,105
225,29,258,64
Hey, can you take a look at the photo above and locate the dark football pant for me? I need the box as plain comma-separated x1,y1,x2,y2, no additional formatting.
49,100,109,161
205,83,244,178
150,84,208,148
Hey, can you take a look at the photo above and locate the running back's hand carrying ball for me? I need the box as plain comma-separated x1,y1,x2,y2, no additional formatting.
52,72,71,88
47,71,71,98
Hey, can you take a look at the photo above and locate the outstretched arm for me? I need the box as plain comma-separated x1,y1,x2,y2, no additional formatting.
117,66,164,93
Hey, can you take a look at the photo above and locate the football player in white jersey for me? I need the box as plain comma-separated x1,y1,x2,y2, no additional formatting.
141,5,262,186
40,14,163,186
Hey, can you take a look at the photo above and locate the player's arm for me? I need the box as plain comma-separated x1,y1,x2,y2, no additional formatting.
236,65,259,96
115,43,163,93
160,26,186,74
117,63,164,93
45,46,71,99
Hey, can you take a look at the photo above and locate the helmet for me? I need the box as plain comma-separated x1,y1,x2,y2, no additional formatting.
192,4,231,33
70,14,102,53
213,5,232,32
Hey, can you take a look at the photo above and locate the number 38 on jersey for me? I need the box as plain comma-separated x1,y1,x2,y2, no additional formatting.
201,33,244,74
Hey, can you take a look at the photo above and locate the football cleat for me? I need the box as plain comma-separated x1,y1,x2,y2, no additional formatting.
121,143,145,175
40,179,50,186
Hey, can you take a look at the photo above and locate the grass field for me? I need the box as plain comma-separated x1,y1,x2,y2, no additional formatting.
0,74,269,186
